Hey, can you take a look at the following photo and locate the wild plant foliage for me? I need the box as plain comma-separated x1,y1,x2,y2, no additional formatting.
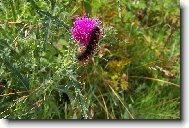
0,0,180,119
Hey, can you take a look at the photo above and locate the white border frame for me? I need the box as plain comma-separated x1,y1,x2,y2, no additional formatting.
0,1,188,128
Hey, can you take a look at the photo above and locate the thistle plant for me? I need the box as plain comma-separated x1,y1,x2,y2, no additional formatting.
71,15,102,46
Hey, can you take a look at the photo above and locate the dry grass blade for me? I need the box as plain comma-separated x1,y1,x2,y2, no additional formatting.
129,76,180,87
108,85,134,119
0,89,37,97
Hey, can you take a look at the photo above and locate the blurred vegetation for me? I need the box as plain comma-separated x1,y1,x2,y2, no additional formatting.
0,0,180,119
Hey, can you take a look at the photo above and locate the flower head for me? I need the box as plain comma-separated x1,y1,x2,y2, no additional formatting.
71,15,102,46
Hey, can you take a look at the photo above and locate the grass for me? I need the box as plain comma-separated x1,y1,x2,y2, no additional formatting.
0,0,180,119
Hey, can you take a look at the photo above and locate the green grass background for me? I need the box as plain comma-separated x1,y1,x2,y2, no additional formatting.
0,0,180,119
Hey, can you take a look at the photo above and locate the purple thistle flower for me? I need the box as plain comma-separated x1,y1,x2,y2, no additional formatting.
71,15,102,46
